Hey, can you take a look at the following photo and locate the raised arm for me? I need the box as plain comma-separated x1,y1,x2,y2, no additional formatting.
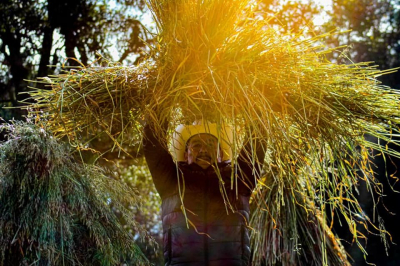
143,123,177,198
237,134,266,193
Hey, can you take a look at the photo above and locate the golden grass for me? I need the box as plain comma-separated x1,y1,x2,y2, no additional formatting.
24,0,400,263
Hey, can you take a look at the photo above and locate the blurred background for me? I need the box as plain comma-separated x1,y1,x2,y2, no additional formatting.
1,0,400,265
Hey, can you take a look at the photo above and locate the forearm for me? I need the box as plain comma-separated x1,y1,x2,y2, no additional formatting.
237,134,266,190
143,123,176,196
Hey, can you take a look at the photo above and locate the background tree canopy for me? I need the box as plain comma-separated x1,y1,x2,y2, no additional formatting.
1,0,400,265
0,0,150,120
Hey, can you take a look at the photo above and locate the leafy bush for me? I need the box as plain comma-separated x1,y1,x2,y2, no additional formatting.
0,121,154,266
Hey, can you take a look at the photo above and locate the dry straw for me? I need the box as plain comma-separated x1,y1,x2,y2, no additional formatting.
25,0,400,264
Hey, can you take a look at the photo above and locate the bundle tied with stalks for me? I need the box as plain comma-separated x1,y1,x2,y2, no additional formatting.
0,121,154,266
24,0,400,264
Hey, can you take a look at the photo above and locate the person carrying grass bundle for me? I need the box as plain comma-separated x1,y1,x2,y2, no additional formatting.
144,120,265,266
23,0,400,263
143,119,352,266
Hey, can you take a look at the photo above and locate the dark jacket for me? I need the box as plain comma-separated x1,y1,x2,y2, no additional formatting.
144,125,264,266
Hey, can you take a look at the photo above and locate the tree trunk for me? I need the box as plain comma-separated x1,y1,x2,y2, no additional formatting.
64,29,77,60
0,30,27,119
38,26,54,78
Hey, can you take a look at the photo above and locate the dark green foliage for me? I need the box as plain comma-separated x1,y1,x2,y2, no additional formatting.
0,0,149,120
324,0,400,89
0,121,153,265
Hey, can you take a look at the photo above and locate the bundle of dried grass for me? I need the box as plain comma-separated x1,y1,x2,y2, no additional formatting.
251,177,350,265
24,0,400,264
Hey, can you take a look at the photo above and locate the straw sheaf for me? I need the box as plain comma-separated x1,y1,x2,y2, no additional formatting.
148,0,400,129
28,63,155,151
25,0,400,263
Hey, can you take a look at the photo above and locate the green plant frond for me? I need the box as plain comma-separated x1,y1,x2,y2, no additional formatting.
0,122,154,265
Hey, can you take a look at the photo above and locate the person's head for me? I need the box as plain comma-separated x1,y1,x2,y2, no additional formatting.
171,121,233,164
184,133,223,169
